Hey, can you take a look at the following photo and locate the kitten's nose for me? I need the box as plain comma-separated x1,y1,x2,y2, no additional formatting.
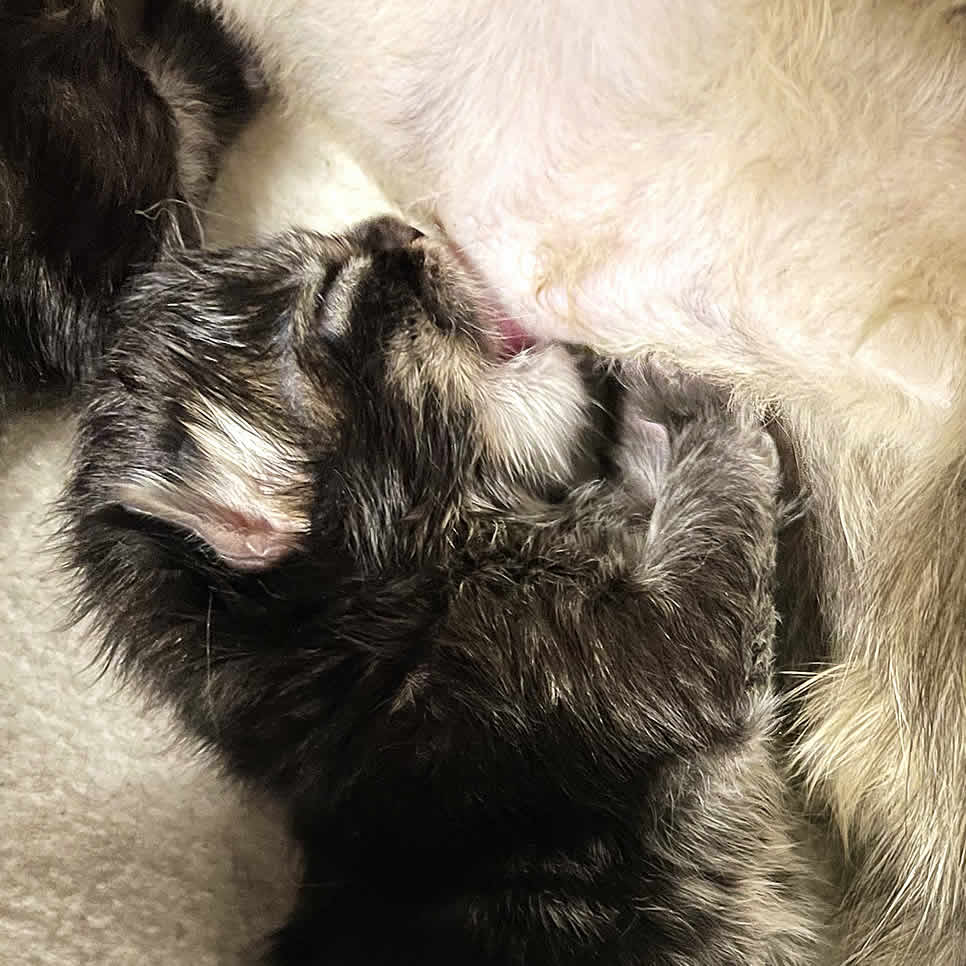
350,216,425,251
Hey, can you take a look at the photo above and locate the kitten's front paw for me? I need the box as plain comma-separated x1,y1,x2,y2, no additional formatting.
636,354,728,426
618,355,780,493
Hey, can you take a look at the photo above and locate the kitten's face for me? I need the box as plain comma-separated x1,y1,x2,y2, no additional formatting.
75,217,599,574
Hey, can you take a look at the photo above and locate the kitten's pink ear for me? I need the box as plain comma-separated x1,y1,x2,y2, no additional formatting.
114,405,312,572
116,477,309,571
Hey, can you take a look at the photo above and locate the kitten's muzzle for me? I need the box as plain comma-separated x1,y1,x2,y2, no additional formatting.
411,235,539,361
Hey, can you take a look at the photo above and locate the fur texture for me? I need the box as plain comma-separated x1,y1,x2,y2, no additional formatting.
0,0,256,395
196,2,966,959
63,219,821,964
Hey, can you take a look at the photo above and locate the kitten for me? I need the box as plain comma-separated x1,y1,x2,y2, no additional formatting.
0,0,256,394
63,216,821,965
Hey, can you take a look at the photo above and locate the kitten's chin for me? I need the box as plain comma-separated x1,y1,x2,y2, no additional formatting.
478,343,598,491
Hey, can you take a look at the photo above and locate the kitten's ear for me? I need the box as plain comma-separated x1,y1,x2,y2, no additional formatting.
114,404,312,572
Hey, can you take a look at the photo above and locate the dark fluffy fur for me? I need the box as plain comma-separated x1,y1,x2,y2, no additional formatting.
62,217,821,964
0,0,256,393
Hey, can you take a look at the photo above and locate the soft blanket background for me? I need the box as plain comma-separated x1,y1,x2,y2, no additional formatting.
1,96,398,965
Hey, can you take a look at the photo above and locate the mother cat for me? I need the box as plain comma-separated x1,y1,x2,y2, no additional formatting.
198,2,966,962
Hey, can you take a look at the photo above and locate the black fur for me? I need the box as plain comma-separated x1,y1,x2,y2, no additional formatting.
0,0,256,393
62,220,820,964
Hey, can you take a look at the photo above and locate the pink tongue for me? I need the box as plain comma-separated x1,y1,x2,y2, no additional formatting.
498,317,537,356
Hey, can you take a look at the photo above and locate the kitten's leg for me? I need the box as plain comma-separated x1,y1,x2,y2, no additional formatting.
601,359,782,753
568,362,822,962
494,364,821,964
493,363,819,964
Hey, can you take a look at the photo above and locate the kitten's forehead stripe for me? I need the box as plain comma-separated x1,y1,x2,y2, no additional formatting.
316,256,371,339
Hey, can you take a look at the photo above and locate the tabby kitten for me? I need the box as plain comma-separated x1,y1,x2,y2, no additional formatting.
63,216,821,965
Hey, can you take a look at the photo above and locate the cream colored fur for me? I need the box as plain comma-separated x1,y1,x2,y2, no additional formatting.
199,1,966,962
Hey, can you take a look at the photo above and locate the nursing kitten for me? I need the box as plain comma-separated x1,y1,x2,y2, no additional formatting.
0,0,256,393
63,217,820,964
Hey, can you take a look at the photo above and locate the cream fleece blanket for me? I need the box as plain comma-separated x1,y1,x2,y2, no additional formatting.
1,101,397,966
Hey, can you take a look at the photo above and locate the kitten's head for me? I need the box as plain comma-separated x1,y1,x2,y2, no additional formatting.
66,216,601,579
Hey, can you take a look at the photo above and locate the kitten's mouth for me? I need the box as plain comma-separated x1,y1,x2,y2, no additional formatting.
495,316,539,358
423,234,539,360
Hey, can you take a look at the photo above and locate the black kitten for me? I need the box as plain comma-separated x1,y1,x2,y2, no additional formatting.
0,0,257,393
63,217,821,964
